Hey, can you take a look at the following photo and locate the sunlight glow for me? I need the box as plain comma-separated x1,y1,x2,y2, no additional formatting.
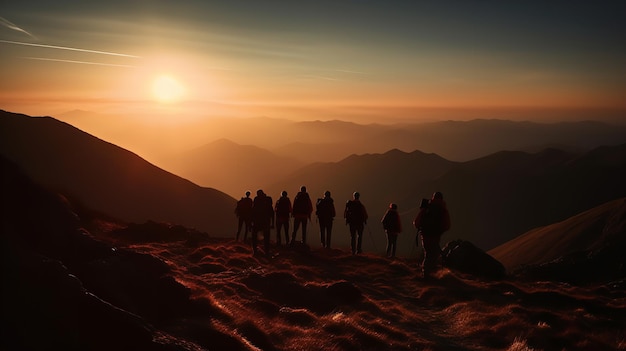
152,75,185,103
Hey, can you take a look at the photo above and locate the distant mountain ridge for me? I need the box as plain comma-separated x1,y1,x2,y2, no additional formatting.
55,110,626,165
264,143,626,254
0,110,235,235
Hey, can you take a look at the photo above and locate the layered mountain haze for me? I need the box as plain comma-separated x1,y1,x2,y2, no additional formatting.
0,110,235,236
55,110,626,165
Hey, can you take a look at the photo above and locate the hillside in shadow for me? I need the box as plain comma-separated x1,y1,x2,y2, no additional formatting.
0,110,235,236
490,197,626,285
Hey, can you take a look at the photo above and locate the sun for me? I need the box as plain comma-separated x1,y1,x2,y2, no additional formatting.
151,75,185,103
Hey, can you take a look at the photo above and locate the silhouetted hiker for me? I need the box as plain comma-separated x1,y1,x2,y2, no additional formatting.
316,190,336,248
290,185,313,246
344,191,368,255
235,190,253,241
251,189,275,256
413,192,451,279
275,190,292,246
381,203,402,258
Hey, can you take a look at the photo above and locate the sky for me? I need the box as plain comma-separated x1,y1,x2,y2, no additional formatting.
1,0,625,123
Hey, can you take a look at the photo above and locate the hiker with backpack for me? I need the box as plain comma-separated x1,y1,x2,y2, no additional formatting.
290,186,313,246
344,191,368,255
275,190,292,246
251,189,275,257
316,190,336,249
235,190,253,242
381,203,402,258
413,192,451,279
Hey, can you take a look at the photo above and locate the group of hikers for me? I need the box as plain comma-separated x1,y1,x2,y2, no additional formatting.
235,187,450,278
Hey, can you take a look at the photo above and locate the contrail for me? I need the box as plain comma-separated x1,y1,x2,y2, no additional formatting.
334,69,367,75
302,75,341,82
0,40,140,58
0,16,35,38
23,57,136,68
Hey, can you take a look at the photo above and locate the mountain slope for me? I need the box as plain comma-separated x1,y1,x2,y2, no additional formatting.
163,139,304,198
489,197,626,272
0,110,235,235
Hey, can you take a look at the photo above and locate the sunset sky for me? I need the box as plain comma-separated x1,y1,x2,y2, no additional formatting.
1,1,625,122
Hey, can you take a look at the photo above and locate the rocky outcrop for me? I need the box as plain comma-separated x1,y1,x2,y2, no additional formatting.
442,240,506,280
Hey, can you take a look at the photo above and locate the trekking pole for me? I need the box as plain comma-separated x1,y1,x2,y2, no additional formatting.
365,223,378,253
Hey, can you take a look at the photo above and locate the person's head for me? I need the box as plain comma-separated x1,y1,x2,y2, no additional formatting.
324,190,331,197
300,185,307,192
432,191,443,200
389,203,397,210
245,191,251,197
353,191,360,200
257,189,265,197
281,190,288,197
420,198,429,209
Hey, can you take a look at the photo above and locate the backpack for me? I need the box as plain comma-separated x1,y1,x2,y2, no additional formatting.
293,192,311,215
316,197,334,219
382,211,393,230
276,197,291,217
345,200,364,224
420,205,444,234
236,197,252,217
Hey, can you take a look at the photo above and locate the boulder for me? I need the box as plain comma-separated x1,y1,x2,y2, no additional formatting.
442,240,506,280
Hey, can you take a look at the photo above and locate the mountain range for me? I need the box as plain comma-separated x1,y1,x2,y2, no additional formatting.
262,144,626,253
2,110,625,255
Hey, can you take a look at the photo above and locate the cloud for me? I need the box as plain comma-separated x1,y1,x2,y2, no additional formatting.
0,16,35,38
0,40,140,58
